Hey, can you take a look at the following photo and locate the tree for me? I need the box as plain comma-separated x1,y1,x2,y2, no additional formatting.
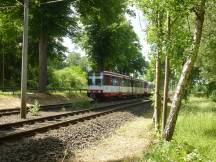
0,2,22,89
66,52,90,71
138,0,166,130
29,0,77,92
198,1,216,98
163,0,206,141
162,13,170,130
0,1,77,91
76,0,146,75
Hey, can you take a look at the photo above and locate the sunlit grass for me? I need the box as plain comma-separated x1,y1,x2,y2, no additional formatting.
174,96,216,161
140,96,216,162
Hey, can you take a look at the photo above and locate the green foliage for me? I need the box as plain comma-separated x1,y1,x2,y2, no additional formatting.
30,100,40,116
51,66,87,89
0,0,78,90
198,1,216,97
86,21,146,74
66,52,90,71
137,0,195,87
0,7,22,88
76,0,146,75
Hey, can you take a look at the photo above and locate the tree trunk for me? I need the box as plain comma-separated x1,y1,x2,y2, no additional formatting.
154,53,162,130
163,0,206,141
162,55,169,130
162,13,171,131
38,32,48,93
154,12,163,131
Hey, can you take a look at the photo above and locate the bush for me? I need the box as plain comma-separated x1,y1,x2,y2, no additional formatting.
51,66,87,89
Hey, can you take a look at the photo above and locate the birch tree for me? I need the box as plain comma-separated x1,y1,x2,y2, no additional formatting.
163,0,206,141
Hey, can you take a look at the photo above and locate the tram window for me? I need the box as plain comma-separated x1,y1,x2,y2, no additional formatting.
128,80,131,87
124,79,127,86
122,79,125,86
125,80,128,86
112,77,120,86
88,79,93,85
119,79,122,86
103,76,110,85
113,78,117,86
144,82,147,88
117,78,120,86
133,81,136,87
126,79,131,87
95,79,102,86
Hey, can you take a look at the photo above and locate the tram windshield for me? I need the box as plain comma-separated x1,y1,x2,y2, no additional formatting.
88,78,102,86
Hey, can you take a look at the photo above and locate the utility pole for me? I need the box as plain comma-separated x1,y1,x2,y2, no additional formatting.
2,43,5,91
20,0,29,119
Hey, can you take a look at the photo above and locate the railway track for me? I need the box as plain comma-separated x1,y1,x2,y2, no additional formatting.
0,97,147,117
0,102,74,117
0,99,150,142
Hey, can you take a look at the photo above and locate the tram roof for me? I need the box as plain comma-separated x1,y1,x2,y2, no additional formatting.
88,71,147,82
103,71,146,82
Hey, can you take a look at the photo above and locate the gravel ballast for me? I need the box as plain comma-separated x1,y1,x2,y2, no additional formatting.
0,103,151,162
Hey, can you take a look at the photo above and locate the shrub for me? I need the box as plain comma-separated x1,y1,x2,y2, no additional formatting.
30,100,40,116
51,66,87,89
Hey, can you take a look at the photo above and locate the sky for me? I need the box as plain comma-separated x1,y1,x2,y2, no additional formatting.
62,6,150,58
125,6,150,58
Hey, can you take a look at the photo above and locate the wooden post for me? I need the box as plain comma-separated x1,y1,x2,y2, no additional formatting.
20,0,29,119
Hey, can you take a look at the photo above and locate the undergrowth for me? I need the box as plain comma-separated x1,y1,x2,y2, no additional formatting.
141,140,211,162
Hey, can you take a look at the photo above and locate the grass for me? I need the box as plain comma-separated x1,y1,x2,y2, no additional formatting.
175,96,216,161
0,90,20,97
140,96,216,162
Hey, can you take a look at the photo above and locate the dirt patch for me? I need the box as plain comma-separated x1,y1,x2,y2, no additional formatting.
73,112,153,162
0,96,21,109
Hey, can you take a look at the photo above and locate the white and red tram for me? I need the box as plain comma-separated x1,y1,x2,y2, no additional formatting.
87,71,153,99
